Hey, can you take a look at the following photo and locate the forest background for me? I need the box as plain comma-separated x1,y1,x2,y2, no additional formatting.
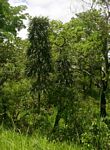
0,0,110,149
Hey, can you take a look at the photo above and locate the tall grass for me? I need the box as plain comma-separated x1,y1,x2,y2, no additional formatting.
0,127,81,150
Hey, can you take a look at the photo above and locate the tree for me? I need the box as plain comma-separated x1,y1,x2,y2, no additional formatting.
27,17,52,114
65,6,110,117
72,0,110,117
0,0,27,37
0,0,28,126
53,56,74,130
49,20,74,131
91,0,110,117
0,38,30,127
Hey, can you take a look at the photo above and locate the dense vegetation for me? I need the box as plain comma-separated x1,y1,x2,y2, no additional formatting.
0,0,110,149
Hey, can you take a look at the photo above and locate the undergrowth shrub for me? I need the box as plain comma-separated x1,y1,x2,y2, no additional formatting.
55,97,99,143
81,119,110,150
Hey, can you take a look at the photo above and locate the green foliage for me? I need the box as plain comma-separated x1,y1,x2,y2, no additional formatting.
0,127,81,150
0,23,29,127
26,16,52,113
81,119,110,150
0,0,27,36
50,97,99,143
0,79,31,125
0,0,110,148
27,16,52,80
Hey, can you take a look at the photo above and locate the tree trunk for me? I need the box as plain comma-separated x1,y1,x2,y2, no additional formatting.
100,55,108,117
37,73,41,114
53,101,62,132
100,85,106,117
100,64,108,117
3,103,7,121
53,109,61,129
100,24,109,117
38,91,40,114
2,99,8,125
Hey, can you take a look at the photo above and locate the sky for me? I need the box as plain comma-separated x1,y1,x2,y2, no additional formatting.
9,0,89,38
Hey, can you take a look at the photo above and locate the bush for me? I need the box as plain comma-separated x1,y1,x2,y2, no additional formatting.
81,119,110,150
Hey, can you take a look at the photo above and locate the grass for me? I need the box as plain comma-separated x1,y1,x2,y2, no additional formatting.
0,127,81,150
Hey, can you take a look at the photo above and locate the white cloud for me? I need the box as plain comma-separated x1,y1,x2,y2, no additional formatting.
27,0,73,23
9,0,87,39
9,0,73,22
27,0,54,7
